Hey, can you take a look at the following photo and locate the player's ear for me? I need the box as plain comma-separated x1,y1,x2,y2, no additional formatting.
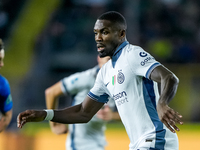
119,30,126,39
120,30,126,38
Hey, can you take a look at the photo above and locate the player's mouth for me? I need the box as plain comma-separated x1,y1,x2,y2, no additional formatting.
97,44,105,52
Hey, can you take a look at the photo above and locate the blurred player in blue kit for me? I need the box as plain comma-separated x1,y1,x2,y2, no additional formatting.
45,56,119,150
0,39,13,133
17,11,183,150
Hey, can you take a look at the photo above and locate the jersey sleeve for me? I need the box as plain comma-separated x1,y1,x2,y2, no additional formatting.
0,77,13,113
61,69,95,95
127,46,161,79
88,69,109,104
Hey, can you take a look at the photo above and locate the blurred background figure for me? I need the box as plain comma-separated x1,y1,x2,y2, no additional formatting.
45,56,119,150
0,39,13,133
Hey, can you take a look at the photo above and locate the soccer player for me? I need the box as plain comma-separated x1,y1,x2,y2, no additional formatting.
45,56,118,150
17,11,183,150
0,39,13,133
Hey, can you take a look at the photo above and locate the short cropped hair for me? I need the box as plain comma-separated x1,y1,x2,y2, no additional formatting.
0,39,4,51
97,11,127,30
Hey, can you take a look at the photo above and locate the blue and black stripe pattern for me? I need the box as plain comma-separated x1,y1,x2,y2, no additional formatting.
142,77,166,150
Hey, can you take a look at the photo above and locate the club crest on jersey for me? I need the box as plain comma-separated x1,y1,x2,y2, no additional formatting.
112,71,125,85
117,70,125,84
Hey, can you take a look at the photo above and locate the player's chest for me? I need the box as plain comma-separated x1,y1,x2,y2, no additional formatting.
104,63,134,94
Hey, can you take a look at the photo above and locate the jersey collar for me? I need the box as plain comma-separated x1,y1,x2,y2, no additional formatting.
112,41,129,68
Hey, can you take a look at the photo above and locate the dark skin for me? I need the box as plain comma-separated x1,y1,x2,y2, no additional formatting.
94,20,126,57
17,19,183,133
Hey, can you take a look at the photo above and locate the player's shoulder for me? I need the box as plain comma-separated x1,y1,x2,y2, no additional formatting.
0,75,9,87
124,44,151,60
0,75,10,95
69,66,98,84
79,65,99,78
124,44,144,54
62,66,98,85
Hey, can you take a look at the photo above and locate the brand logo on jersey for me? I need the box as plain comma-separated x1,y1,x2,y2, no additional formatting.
139,52,148,57
6,95,12,105
71,77,78,84
113,91,128,106
117,71,125,84
113,91,127,101
140,57,155,66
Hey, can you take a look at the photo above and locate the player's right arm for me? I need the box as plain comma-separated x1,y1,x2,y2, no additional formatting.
0,109,12,132
18,66,107,128
45,81,64,110
45,81,68,134
17,96,104,128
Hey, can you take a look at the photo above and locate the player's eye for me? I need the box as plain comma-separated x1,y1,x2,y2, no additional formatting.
103,31,108,35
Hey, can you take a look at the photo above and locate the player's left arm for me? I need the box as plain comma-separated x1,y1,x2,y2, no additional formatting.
150,65,183,133
0,109,12,132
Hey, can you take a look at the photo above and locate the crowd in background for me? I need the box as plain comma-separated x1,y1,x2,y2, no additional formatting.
1,0,200,64
0,0,25,39
35,0,200,66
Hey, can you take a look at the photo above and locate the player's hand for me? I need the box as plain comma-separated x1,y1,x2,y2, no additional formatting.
49,122,68,134
0,116,7,132
96,105,112,121
157,102,183,133
17,110,46,128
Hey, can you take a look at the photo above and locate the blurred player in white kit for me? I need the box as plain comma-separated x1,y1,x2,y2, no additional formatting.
45,56,119,150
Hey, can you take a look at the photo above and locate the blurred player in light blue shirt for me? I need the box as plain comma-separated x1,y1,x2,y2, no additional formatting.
45,56,119,150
